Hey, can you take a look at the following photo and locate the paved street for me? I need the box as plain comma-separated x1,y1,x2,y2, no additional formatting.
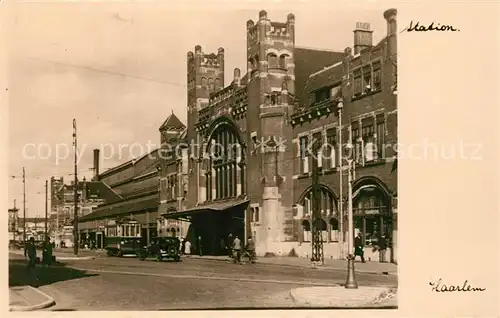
10,253,397,310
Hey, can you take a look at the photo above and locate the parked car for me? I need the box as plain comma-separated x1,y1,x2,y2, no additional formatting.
106,236,144,257
137,237,181,262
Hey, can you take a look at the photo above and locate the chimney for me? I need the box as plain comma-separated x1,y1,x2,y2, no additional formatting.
384,8,397,57
353,22,373,55
93,149,100,180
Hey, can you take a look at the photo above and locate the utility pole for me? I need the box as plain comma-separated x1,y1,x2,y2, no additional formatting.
22,167,26,243
45,179,48,242
310,134,324,265
73,118,79,256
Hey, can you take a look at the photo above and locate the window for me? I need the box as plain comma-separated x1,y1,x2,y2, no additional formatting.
312,132,323,170
206,123,244,200
214,78,221,90
376,120,385,159
325,129,337,169
353,71,362,97
201,77,207,87
181,149,188,174
362,123,376,162
362,66,372,93
279,54,288,69
160,178,167,201
299,136,309,174
373,62,382,91
208,78,214,92
267,53,278,68
351,126,361,164
167,175,176,200
314,88,330,104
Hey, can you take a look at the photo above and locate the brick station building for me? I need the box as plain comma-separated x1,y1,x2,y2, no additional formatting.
161,8,398,262
77,8,398,263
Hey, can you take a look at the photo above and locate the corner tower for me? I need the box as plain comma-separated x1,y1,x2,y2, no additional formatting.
245,11,297,255
186,45,225,208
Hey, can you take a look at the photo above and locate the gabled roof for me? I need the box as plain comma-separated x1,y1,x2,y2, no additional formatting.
159,112,185,131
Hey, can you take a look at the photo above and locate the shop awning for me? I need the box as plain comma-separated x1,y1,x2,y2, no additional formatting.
162,197,249,221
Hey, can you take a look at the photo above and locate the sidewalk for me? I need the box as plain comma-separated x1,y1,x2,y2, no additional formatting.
9,249,99,260
186,255,397,275
289,286,397,308
10,286,55,311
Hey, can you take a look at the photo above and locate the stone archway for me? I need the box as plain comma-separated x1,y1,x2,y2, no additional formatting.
297,185,338,243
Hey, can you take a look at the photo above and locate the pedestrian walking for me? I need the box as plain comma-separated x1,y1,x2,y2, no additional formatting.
197,236,203,256
227,233,233,259
378,234,387,263
184,240,191,255
42,237,54,267
354,233,366,263
24,237,38,276
179,237,185,255
232,235,241,264
245,236,256,264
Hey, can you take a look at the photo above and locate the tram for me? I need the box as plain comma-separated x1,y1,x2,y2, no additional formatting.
105,219,144,257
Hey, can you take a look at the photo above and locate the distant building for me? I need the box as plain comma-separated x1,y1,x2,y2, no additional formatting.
8,203,19,241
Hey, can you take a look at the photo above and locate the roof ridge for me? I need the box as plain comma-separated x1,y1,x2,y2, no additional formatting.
309,60,343,78
295,45,343,53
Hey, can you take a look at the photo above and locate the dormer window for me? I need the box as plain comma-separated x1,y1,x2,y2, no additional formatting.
314,87,331,104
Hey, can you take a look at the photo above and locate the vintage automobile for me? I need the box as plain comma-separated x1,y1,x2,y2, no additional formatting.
137,237,181,262
105,236,144,257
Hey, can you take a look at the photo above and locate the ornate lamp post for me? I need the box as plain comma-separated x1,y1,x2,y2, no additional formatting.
345,145,358,289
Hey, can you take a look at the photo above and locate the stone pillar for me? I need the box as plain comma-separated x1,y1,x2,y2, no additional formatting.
260,186,282,256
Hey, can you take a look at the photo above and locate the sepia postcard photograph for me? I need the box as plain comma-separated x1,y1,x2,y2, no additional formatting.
2,0,499,316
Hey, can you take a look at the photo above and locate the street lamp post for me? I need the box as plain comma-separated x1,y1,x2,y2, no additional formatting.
337,98,344,257
73,118,79,256
22,167,26,243
345,156,358,289
45,180,48,241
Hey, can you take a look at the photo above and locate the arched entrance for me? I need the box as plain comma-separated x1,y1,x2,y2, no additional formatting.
351,177,393,249
192,117,247,255
297,185,340,242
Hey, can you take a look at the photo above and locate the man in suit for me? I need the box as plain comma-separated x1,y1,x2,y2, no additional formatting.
354,233,365,263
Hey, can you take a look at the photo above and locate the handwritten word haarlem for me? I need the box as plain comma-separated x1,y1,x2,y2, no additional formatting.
404,21,460,32
430,278,485,292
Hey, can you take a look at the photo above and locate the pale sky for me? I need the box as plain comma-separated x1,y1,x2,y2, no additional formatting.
8,2,387,217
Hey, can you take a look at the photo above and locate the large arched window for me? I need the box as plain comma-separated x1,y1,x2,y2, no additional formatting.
205,121,246,201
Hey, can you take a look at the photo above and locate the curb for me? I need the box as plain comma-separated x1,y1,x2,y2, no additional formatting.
10,286,56,311
187,256,397,275
57,256,95,261
288,286,391,308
